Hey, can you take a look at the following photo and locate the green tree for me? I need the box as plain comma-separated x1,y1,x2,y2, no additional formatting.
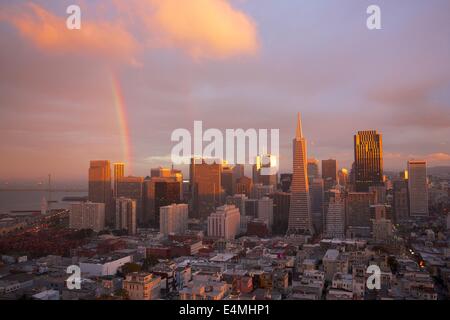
121,262,141,275
142,255,159,271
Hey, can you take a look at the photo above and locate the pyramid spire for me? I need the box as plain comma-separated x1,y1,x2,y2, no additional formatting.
295,112,303,139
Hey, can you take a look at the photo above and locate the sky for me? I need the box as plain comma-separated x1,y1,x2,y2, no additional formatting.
0,0,450,183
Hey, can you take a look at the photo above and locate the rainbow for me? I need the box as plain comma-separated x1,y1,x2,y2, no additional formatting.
110,73,133,173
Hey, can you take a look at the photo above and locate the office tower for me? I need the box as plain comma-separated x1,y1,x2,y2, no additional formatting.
307,158,320,182
170,168,184,200
310,178,324,234
338,168,349,187
354,130,383,192
236,176,253,197
408,160,429,217
393,180,409,222
345,191,377,238
233,164,245,181
159,203,188,236
272,192,290,235
143,167,185,228
115,197,137,235
370,204,391,221
369,185,387,204
88,160,112,225
151,167,171,178
190,158,223,220
221,164,234,197
322,159,338,191
143,174,181,227
151,167,183,199
207,205,241,240
288,113,313,235
226,194,248,232
252,183,274,199
113,163,125,197
279,173,293,193
70,202,105,232
154,181,181,226
400,170,408,180
257,197,274,231
245,199,258,219
325,189,345,239
253,154,278,188
116,176,144,225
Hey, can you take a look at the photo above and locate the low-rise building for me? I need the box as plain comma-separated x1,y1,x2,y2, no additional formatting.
123,272,161,300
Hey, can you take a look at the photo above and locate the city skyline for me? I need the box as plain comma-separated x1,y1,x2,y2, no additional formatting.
2,0,450,306
1,0,450,182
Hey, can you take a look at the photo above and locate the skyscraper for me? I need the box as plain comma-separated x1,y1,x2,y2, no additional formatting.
257,197,274,231
354,130,383,192
144,168,183,227
221,163,234,196
338,168,349,187
325,189,345,239
190,158,223,220
253,154,278,188
288,113,313,235
159,203,188,236
88,160,112,226
307,158,320,183
408,160,429,217
393,180,409,222
113,163,125,198
154,180,181,225
236,176,253,196
322,159,338,191
70,202,105,232
226,194,248,232
272,192,290,235
310,178,324,234
345,191,377,238
115,197,137,235
116,176,144,225
279,174,292,193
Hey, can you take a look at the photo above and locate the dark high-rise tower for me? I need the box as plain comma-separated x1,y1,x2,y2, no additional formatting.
113,163,125,198
88,160,112,225
354,130,383,192
322,159,338,191
190,158,223,220
288,113,313,235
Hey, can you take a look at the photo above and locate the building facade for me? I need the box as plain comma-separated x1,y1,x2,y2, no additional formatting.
288,113,313,235
207,205,241,240
354,131,383,192
408,160,429,217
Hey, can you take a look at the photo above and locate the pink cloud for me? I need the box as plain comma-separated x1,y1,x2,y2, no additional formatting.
0,2,138,62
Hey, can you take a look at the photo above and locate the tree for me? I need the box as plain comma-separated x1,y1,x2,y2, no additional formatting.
121,262,141,275
142,255,159,271
387,256,399,274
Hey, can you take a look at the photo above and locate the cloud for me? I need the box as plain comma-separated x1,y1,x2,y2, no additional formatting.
368,78,450,129
0,2,138,61
1,1,258,61
144,0,259,59
426,153,450,162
